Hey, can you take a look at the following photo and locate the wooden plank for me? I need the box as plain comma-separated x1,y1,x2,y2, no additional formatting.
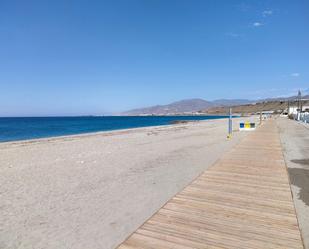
117,120,304,249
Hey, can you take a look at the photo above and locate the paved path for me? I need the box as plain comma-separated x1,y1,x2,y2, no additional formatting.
277,118,309,249
117,120,304,249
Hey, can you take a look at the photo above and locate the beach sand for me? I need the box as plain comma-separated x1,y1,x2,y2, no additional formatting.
0,118,252,249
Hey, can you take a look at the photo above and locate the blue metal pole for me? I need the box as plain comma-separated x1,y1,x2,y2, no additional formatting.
228,108,232,138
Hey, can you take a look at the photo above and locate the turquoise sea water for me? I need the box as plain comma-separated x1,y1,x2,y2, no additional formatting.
0,116,229,142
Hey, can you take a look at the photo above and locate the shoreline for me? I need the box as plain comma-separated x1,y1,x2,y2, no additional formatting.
0,117,234,146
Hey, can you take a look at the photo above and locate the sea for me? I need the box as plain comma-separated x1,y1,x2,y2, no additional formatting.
0,115,230,142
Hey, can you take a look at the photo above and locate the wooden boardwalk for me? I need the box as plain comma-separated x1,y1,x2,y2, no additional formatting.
118,120,304,249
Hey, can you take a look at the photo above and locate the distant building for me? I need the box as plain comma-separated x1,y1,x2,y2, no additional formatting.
288,105,309,115
255,110,274,114
288,106,299,115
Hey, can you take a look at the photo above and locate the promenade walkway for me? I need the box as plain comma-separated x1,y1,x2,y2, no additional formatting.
117,120,304,249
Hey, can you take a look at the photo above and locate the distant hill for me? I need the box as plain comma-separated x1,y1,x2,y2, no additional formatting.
122,98,252,115
256,89,309,102
122,99,214,115
204,98,309,115
204,101,288,114
122,91,309,115
211,99,254,106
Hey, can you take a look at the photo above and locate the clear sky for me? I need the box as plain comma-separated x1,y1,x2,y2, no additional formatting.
0,0,308,116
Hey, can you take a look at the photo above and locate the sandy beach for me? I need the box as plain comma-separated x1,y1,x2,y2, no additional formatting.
1,118,253,249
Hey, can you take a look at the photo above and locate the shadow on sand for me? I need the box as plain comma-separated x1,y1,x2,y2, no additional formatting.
288,159,309,206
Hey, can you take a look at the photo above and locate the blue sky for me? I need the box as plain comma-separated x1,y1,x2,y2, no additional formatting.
0,0,308,116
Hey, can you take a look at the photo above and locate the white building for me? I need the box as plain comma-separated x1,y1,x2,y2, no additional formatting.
288,105,309,115
288,106,299,115
288,105,309,122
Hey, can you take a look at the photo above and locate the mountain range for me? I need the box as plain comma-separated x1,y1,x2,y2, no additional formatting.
122,90,309,115
122,98,254,115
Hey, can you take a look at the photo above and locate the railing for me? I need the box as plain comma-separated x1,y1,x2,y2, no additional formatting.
300,113,309,123
292,112,309,123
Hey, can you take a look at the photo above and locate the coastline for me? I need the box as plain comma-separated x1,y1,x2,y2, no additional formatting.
0,117,254,249
0,116,242,146
0,115,233,144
